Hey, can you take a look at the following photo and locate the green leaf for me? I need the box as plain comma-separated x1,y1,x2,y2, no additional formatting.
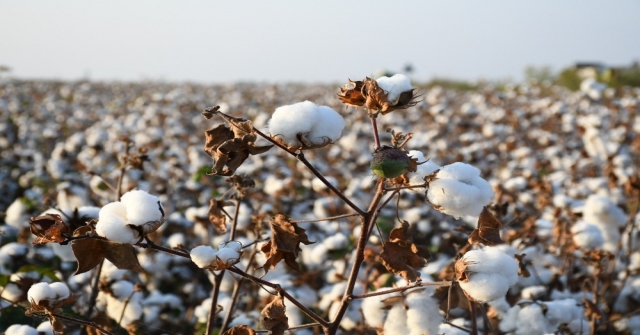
17,265,60,281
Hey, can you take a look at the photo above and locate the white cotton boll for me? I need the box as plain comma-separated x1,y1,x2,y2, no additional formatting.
383,303,410,334
27,282,56,304
268,101,319,146
36,321,54,335
501,303,552,334
216,247,240,263
263,175,288,196
406,289,440,335
99,202,128,220
302,243,327,268
106,295,142,327
408,150,440,186
362,288,401,328
312,176,338,192
427,162,494,218
0,242,28,257
520,286,547,299
323,232,349,250
190,245,217,268
307,106,345,146
111,280,135,300
571,221,605,250
1,282,23,302
460,273,511,303
377,74,413,103
49,282,70,299
121,190,164,226
5,199,31,229
458,247,519,302
95,213,138,244
219,240,243,252
584,194,628,228
167,233,186,248
438,323,468,335
194,297,212,323
5,325,38,335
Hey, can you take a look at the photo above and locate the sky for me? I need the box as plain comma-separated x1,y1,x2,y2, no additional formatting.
1,1,639,84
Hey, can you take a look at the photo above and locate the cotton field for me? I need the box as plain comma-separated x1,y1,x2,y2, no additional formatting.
1,77,639,334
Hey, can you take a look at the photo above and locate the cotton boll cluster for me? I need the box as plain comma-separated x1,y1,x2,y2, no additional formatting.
268,101,345,149
190,241,242,269
427,162,494,218
95,189,164,244
456,246,519,302
96,280,143,327
5,325,39,335
362,287,440,335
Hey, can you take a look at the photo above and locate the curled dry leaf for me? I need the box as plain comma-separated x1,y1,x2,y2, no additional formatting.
337,79,365,107
29,214,70,245
222,325,256,335
260,215,315,274
514,253,531,277
203,111,273,176
260,297,289,335
338,77,419,114
71,236,143,275
468,206,505,246
208,198,234,233
379,221,430,282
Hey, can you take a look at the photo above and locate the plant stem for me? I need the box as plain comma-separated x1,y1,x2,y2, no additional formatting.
369,114,381,150
383,183,428,191
226,266,330,329
83,259,104,319
328,177,385,334
206,272,224,335
291,213,359,224
350,281,452,299
53,313,115,335
220,240,260,332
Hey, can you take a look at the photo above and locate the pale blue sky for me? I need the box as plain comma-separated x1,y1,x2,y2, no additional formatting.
1,1,639,84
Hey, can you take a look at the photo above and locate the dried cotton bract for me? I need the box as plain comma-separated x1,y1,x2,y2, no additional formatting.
268,101,345,150
338,74,419,114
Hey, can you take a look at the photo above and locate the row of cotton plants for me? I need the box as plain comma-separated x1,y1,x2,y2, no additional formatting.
0,74,639,334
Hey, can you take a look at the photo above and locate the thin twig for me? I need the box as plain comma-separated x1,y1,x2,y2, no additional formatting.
369,114,381,150
82,260,104,319
206,271,224,335
383,183,428,192
53,313,115,335
289,323,322,331
351,281,452,299
291,213,360,224
220,243,260,332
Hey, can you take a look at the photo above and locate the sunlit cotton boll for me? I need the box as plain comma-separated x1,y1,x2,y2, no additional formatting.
457,246,519,302
5,325,38,335
427,162,494,218
27,282,56,304
96,203,138,244
571,221,605,250
376,74,413,104
268,101,345,149
190,245,217,268
120,189,164,226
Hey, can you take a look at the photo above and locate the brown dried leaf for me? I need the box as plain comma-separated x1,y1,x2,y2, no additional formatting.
260,297,289,335
380,222,430,282
51,315,65,333
583,298,603,320
433,283,469,314
359,77,419,115
468,206,504,246
337,79,365,107
222,325,256,335
72,238,143,275
30,214,70,245
260,215,314,274
208,199,234,233
203,118,273,176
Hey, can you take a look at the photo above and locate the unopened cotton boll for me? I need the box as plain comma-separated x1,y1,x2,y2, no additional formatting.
121,189,164,226
190,245,217,268
427,162,494,218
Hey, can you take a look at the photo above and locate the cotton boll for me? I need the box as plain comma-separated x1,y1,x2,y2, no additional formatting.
323,232,349,250
408,150,440,186
167,233,186,248
583,194,627,252
219,240,243,252
5,198,31,229
0,242,28,257
362,288,401,328
307,106,345,146
268,101,320,147
500,303,552,334
36,321,54,335
121,190,164,226
571,221,605,250
438,323,468,335
48,282,70,299
216,247,240,264
427,162,494,218
5,325,38,335
457,247,519,302
312,176,338,192
405,289,440,335
383,303,410,334
27,282,56,304
106,295,142,327
190,245,217,268
95,213,138,244
99,201,128,220
111,280,136,300
377,74,413,103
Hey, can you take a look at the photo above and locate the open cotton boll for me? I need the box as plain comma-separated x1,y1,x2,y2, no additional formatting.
216,247,240,263
361,288,400,328
571,221,605,250
583,194,627,252
48,282,70,299
27,282,56,304
457,247,519,302
37,321,54,335
121,189,164,226
405,289,440,335
377,74,413,103
190,245,217,268
323,232,349,250
5,325,38,335
383,303,410,334
95,213,139,244
408,150,440,186
427,162,493,218
219,240,243,252
306,106,345,146
99,201,128,220
312,176,338,192
269,101,319,145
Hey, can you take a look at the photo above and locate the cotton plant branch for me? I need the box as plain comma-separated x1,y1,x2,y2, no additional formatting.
52,313,115,335
350,280,452,300
290,213,360,224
